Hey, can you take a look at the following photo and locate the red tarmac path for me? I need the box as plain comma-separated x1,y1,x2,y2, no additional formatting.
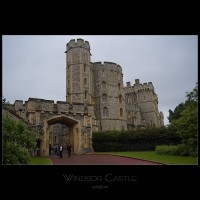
50,153,162,165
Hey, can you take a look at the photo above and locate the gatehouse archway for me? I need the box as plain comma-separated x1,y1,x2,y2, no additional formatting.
40,115,81,156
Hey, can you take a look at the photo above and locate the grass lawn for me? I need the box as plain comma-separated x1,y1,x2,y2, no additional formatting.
29,157,52,165
97,151,198,165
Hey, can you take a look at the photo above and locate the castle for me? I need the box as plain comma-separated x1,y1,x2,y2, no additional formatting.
6,38,164,155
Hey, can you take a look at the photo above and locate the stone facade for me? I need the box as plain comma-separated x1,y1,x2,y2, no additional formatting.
125,79,164,129
7,38,164,155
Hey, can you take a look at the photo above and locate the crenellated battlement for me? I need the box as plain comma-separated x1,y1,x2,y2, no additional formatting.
66,38,90,51
125,79,154,92
93,61,122,72
14,100,24,110
104,61,118,67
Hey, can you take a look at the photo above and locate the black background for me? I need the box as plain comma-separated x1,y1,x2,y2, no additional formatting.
1,4,199,195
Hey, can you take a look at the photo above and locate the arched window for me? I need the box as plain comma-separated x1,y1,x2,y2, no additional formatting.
84,106,88,114
133,93,137,102
102,82,106,89
102,70,105,77
120,108,123,117
84,78,87,85
84,65,86,72
103,107,109,117
102,94,107,102
118,83,121,91
119,95,122,103
85,91,87,99
69,105,73,112
84,53,86,63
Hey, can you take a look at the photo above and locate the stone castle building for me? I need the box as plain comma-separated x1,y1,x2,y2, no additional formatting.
6,38,164,155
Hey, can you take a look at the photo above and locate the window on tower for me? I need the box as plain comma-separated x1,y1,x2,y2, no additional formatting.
84,78,87,85
85,91,87,99
84,106,88,114
118,83,121,91
120,108,123,117
119,95,122,103
102,94,107,102
103,107,109,118
102,70,105,77
102,82,106,89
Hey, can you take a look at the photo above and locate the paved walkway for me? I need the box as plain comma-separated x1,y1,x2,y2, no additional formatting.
50,153,162,165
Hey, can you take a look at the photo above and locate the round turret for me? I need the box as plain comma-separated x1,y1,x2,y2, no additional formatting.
65,38,92,104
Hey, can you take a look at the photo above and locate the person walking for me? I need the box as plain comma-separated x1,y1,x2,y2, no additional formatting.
49,144,52,156
67,143,72,158
59,144,63,158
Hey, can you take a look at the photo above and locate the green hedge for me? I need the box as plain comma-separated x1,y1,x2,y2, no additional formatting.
92,127,181,152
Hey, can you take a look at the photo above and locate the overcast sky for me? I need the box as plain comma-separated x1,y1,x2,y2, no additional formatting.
2,35,198,125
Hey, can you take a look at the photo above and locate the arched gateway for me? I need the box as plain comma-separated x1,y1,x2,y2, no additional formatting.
41,115,80,156
12,98,96,157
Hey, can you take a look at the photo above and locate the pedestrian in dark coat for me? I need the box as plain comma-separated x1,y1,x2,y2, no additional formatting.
67,144,72,158
59,144,63,158
49,144,52,156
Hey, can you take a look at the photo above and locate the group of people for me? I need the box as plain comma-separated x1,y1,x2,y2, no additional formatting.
49,143,72,158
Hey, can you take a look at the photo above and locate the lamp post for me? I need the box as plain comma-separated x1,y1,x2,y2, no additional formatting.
86,124,91,152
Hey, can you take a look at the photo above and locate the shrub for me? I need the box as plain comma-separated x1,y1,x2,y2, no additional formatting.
3,141,31,164
156,145,179,155
3,114,39,164
155,144,197,157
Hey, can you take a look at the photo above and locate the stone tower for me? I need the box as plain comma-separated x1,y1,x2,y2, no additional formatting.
92,62,127,131
124,79,164,129
65,39,92,105
133,79,161,127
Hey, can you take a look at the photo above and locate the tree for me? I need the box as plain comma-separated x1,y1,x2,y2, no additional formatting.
168,83,198,156
186,82,198,102
3,114,39,164
168,83,198,123
168,103,185,123
2,96,10,108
